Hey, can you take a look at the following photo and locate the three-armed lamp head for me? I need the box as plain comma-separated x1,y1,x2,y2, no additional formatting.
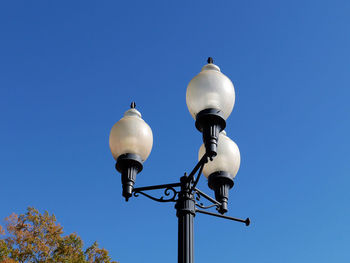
109,102,153,201
199,130,240,214
187,57,235,158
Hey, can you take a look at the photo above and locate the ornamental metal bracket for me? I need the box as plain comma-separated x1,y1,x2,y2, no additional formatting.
194,187,221,210
131,153,208,203
131,152,250,227
193,187,250,226
133,182,181,203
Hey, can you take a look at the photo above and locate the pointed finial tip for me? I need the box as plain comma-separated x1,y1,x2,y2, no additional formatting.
130,101,136,108
207,57,214,64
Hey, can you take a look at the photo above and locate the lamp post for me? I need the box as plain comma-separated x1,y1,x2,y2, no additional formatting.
109,58,250,263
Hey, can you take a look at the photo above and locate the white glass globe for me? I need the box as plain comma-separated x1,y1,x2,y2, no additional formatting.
199,131,240,179
109,108,153,162
186,63,235,120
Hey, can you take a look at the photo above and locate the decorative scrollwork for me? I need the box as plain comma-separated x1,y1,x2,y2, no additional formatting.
195,203,220,209
133,186,179,203
194,189,220,210
195,191,201,202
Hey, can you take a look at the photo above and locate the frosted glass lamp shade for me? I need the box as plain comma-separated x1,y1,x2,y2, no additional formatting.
109,108,153,162
199,131,240,179
186,62,235,120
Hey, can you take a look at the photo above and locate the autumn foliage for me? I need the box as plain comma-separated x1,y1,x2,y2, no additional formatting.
0,207,118,263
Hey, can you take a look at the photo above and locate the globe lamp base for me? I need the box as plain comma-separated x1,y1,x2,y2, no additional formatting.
208,171,234,214
116,154,143,201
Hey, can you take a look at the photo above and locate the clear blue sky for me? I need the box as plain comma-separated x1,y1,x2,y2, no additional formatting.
1,1,349,262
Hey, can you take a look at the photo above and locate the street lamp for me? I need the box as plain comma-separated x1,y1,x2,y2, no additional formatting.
109,102,153,201
187,57,235,158
109,58,249,263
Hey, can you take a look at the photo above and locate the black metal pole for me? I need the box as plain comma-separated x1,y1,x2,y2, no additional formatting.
176,176,195,263
125,158,250,262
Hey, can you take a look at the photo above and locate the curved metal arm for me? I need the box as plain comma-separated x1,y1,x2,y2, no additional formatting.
195,202,219,210
134,187,179,203
190,161,205,191
133,182,181,203
187,154,208,184
194,187,221,206
193,187,221,210
133,182,181,192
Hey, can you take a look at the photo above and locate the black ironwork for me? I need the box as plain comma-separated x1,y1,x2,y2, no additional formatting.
196,209,250,226
120,156,249,263
133,185,179,203
134,182,181,192
194,187,221,207
194,188,220,210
